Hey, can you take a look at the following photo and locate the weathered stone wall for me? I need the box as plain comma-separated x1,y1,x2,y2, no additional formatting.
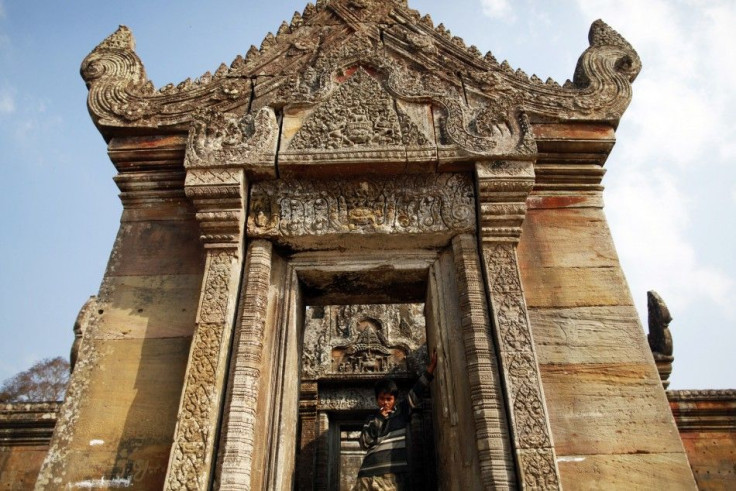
35,137,204,489
0,403,59,490
518,189,695,488
670,390,736,490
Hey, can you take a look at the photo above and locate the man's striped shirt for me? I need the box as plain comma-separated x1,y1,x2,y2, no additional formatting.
357,372,433,478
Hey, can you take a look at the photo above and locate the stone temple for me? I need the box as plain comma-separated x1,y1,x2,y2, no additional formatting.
1,0,734,489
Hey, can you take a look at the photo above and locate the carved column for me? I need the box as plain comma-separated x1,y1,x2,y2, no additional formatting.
164,167,246,490
475,161,562,489
452,233,517,489
165,107,279,490
217,240,274,490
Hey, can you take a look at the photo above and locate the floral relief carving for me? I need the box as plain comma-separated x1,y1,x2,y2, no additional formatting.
248,173,475,238
199,251,235,324
482,245,522,294
168,322,224,490
494,293,533,352
519,449,559,490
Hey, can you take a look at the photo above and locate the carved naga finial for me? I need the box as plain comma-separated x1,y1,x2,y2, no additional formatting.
573,19,642,88
81,25,149,89
647,290,674,388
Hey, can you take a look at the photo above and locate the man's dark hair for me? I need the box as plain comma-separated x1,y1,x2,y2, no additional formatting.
374,378,399,398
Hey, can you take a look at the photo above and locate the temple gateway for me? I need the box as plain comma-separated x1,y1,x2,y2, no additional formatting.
8,0,731,489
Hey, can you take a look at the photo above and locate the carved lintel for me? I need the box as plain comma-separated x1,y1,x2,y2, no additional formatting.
247,173,475,241
164,248,243,491
302,304,426,380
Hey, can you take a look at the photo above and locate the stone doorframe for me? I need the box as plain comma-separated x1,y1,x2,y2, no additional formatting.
162,114,561,490
163,178,562,489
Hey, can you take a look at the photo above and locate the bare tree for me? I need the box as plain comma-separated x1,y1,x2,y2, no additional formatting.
0,357,70,402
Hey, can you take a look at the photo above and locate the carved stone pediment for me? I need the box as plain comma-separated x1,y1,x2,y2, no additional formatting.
82,0,641,142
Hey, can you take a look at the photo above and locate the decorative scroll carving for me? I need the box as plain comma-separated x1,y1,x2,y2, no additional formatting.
248,173,475,239
451,234,516,488
302,304,426,380
518,449,559,489
199,251,234,324
647,290,674,389
476,161,561,489
218,241,273,491
185,108,279,177
81,26,250,130
167,321,224,490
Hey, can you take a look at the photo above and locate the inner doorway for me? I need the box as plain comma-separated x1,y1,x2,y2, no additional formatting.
296,304,437,490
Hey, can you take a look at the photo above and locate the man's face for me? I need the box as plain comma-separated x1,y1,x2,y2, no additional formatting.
377,392,396,413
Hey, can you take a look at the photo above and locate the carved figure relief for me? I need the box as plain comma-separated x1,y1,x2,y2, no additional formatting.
185,107,279,176
248,173,475,238
302,304,426,380
288,68,429,151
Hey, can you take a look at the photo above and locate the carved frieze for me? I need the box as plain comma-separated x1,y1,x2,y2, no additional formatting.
317,387,381,411
301,304,427,380
247,173,475,240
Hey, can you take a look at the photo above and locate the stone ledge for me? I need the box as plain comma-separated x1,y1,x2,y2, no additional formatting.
0,402,61,446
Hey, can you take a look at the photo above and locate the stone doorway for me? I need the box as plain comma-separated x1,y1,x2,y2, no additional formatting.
296,304,437,491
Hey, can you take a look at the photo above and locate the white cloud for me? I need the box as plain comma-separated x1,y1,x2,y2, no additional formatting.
480,0,515,20
575,0,736,170
606,168,736,319
574,0,736,324
0,86,14,114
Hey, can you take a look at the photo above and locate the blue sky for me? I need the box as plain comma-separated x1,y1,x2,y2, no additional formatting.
1,0,733,390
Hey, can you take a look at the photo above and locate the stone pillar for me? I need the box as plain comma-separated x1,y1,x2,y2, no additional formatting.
475,161,562,489
217,240,274,490
164,107,279,490
451,233,517,489
164,167,246,490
